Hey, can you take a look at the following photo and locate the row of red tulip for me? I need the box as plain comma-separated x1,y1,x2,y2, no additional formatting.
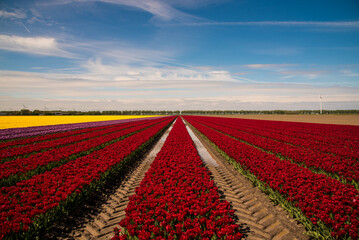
0,117,160,141
205,116,358,147
0,117,174,239
195,116,358,160
0,121,122,150
0,118,157,160
0,118,166,183
203,116,359,144
189,116,358,183
184,116,358,240
114,118,243,240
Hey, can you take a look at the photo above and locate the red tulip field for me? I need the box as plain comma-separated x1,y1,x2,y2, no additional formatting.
114,118,243,240
183,116,359,240
0,115,358,240
0,116,175,239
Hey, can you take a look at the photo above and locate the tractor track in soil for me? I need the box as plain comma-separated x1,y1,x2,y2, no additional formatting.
185,120,309,240
54,120,176,240
54,118,308,239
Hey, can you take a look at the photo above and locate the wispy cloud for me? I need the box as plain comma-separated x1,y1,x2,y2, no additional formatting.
0,10,26,19
167,0,224,9
279,70,329,80
243,64,297,70
0,34,75,58
232,75,268,84
186,20,359,29
38,0,359,30
100,0,179,21
81,58,237,82
97,45,174,65
340,70,359,77
1,70,358,110
242,64,334,80
20,22,31,33
48,0,203,23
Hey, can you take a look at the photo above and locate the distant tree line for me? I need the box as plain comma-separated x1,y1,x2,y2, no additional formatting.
181,110,359,115
0,110,181,116
0,109,358,116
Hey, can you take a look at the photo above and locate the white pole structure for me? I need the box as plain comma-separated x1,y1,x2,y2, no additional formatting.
320,95,323,114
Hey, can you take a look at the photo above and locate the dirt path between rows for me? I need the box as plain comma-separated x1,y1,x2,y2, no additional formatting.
185,120,309,240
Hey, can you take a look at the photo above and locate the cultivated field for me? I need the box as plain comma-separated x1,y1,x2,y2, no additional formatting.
210,114,359,126
0,115,160,129
0,115,358,240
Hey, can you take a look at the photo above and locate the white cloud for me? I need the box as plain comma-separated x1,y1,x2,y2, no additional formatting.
0,10,26,19
243,64,297,70
209,70,228,75
1,70,358,111
81,58,237,82
0,34,75,58
101,0,177,21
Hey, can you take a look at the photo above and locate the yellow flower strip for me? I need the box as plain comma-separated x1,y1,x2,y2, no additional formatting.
0,115,161,129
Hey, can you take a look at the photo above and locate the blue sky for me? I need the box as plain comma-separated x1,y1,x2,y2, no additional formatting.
0,0,358,110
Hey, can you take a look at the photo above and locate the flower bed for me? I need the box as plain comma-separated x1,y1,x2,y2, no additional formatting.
187,116,359,184
0,118,167,187
184,116,359,240
0,118,158,160
0,117,174,239
196,116,359,152
114,118,243,240
0,122,115,150
0,116,163,140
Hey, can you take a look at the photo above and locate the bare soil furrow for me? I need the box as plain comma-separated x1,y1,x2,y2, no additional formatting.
83,160,160,237
56,121,175,240
185,120,309,240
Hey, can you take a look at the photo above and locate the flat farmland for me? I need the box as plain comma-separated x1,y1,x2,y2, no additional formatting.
0,115,161,129
1,115,358,240
209,114,359,126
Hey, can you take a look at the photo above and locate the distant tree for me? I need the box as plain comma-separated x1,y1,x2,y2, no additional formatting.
33,110,41,115
20,109,32,115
